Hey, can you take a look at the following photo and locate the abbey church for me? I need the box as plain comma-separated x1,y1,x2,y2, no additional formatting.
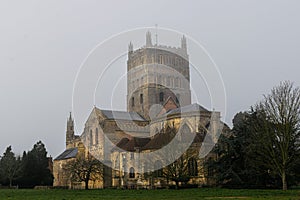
53,32,229,189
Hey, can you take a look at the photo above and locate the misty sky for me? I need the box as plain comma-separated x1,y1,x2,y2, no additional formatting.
1,0,300,157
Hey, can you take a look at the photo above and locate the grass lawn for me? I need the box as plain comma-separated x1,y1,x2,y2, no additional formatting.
0,188,299,200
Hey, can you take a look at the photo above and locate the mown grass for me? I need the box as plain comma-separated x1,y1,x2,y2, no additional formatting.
0,188,299,200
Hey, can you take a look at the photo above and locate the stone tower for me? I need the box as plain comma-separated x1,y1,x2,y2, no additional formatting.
66,112,74,147
127,31,191,119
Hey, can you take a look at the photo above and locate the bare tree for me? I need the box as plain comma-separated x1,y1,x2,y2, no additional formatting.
64,155,103,190
157,127,201,189
252,81,300,190
163,149,199,189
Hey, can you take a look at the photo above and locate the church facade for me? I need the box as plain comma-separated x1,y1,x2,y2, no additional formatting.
53,32,229,189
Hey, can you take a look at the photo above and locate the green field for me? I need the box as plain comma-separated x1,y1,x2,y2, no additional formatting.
0,188,299,200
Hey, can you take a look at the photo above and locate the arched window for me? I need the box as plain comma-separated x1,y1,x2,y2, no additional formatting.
140,93,143,104
175,77,180,87
89,130,93,146
159,55,163,64
188,158,198,177
131,97,135,107
154,160,163,177
95,128,99,145
129,167,135,178
159,92,164,102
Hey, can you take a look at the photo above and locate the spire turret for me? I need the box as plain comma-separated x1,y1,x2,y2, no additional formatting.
66,112,74,148
128,41,133,53
181,35,187,53
146,31,152,47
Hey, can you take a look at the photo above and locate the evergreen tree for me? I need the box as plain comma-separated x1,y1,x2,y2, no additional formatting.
20,141,53,187
0,146,20,187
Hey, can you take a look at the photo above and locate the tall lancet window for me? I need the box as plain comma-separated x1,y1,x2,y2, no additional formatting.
140,93,143,104
159,92,164,102
89,130,93,146
95,128,99,145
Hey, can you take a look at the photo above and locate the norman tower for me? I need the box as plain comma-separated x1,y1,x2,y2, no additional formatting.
127,31,191,119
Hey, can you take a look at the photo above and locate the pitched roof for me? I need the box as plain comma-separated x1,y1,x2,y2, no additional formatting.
54,148,78,160
157,96,179,116
123,137,151,151
163,103,208,116
142,129,176,150
114,138,130,150
113,137,151,152
100,110,145,121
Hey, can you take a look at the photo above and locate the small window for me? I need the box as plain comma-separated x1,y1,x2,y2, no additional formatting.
89,130,93,146
159,92,164,102
140,93,143,104
95,128,99,144
130,152,134,160
129,167,135,178
131,97,135,107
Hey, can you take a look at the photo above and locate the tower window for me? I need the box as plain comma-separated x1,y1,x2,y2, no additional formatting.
159,55,163,64
175,77,180,87
159,92,164,102
140,93,143,104
167,77,170,86
131,97,135,107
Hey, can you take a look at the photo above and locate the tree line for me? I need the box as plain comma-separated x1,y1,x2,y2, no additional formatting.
0,141,53,188
206,81,300,190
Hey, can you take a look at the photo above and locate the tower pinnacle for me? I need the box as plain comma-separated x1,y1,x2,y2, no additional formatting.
66,112,74,147
128,41,133,53
146,31,152,47
181,35,187,53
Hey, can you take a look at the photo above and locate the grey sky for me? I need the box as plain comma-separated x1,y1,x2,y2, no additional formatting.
0,0,300,157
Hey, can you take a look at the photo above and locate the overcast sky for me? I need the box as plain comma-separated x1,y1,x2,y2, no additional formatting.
1,0,300,157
